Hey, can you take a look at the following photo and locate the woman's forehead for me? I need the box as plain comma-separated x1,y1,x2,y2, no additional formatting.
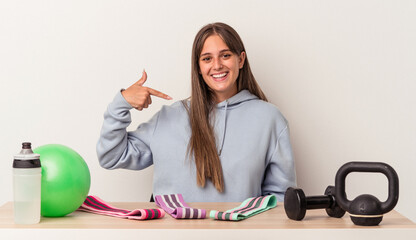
200,35,229,54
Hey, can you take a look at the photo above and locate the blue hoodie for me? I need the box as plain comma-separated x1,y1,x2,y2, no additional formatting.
97,90,296,202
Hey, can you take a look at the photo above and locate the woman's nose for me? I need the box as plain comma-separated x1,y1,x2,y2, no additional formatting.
213,58,223,70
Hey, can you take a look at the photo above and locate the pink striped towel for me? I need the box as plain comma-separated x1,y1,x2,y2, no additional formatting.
77,195,165,220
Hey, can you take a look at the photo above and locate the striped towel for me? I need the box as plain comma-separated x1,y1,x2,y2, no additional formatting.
78,195,165,220
210,195,277,221
154,194,206,219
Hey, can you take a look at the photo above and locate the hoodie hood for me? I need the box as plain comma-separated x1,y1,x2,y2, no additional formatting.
214,90,259,155
216,89,259,109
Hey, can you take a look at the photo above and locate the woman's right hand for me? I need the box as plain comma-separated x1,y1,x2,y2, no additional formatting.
121,70,172,111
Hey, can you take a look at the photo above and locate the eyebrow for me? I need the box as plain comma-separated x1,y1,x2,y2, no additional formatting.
200,49,231,57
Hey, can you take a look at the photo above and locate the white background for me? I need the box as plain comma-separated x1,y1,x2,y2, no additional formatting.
1,0,415,222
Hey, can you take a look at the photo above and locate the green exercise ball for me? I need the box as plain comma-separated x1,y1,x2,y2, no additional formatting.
34,144,90,217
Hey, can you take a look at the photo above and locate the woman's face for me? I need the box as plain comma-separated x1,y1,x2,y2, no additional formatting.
199,34,245,103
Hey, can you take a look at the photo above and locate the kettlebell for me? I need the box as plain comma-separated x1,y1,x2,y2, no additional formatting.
335,161,399,226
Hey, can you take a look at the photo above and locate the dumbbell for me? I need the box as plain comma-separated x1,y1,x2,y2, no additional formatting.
284,186,345,220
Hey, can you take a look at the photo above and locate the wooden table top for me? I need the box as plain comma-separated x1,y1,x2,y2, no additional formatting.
1,201,415,229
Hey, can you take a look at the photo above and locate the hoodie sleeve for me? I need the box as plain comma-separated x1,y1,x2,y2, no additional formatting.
96,91,157,170
262,125,297,201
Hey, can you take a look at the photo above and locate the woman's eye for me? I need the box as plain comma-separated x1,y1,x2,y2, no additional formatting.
222,54,231,59
201,57,211,62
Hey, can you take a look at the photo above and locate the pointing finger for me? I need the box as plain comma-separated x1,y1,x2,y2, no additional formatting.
147,87,172,100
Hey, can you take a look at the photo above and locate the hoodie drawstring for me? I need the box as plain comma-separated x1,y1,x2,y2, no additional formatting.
218,100,228,156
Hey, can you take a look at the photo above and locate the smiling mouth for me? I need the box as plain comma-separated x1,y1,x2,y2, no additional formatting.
211,72,228,81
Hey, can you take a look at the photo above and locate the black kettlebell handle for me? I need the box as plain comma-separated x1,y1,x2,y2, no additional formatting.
335,162,399,214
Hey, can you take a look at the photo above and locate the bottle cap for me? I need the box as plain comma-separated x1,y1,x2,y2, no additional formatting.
13,142,41,168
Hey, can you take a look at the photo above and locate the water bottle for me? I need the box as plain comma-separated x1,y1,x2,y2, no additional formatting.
13,142,42,224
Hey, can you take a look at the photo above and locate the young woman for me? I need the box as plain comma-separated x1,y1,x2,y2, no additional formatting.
97,22,296,202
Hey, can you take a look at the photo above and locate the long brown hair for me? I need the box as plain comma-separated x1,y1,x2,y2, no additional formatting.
188,22,268,192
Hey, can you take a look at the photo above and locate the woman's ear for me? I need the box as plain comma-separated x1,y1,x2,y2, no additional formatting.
239,51,246,69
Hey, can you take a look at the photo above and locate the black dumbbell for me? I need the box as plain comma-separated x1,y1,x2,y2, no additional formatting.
284,186,346,220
